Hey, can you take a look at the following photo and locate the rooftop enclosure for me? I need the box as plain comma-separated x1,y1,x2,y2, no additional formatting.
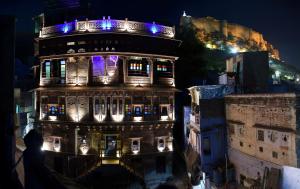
226,51,269,93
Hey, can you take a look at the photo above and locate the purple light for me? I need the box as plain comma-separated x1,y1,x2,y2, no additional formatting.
106,21,112,30
62,24,69,33
109,55,118,63
92,56,105,76
101,20,112,30
101,20,107,30
151,25,157,34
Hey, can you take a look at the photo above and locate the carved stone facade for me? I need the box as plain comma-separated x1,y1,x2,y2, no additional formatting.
225,93,300,186
34,18,180,188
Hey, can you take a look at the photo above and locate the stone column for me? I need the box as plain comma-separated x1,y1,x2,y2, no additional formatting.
149,58,154,85
172,61,175,85
74,127,79,155
87,56,93,85
123,57,127,84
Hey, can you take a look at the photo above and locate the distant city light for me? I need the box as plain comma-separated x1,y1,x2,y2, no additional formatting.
275,70,281,78
230,47,238,54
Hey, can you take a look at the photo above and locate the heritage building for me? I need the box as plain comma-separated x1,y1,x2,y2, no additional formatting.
225,93,300,188
33,16,181,188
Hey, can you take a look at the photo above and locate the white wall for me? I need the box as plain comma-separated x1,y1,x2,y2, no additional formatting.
282,166,300,189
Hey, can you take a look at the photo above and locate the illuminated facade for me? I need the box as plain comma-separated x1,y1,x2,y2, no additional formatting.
33,16,180,188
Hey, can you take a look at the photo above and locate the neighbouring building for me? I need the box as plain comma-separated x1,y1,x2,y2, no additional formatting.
14,89,33,138
32,13,181,188
225,93,300,188
224,51,269,93
186,85,233,186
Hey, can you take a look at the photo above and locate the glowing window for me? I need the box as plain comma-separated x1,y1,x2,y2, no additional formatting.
125,104,131,115
119,98,123,114
112,99,118,115
60,60,66,78
157,64,168,72
144,105,152,115
131,139,140,154
95,99,100,115
58,97,65,115
101,98,106,115
92,56,105,77
67,42,75,46
45,61,51,78
155,60,173,78
49,105,57,115
127,58,149,77
134,106,142,117
146,64,150,74
125,97,132,116
129,63,142,71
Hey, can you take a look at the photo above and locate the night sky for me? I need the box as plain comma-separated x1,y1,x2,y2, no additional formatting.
1,0,300,68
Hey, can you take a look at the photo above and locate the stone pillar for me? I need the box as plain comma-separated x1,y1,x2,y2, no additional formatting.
118,56,124,83
89,97,93,121
88,56,93,85
39,61,43,86
75,127,79,155
149,58,154,85
35,91,40,121
123,57,127,84
67,127,78,155
172,61,175,85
